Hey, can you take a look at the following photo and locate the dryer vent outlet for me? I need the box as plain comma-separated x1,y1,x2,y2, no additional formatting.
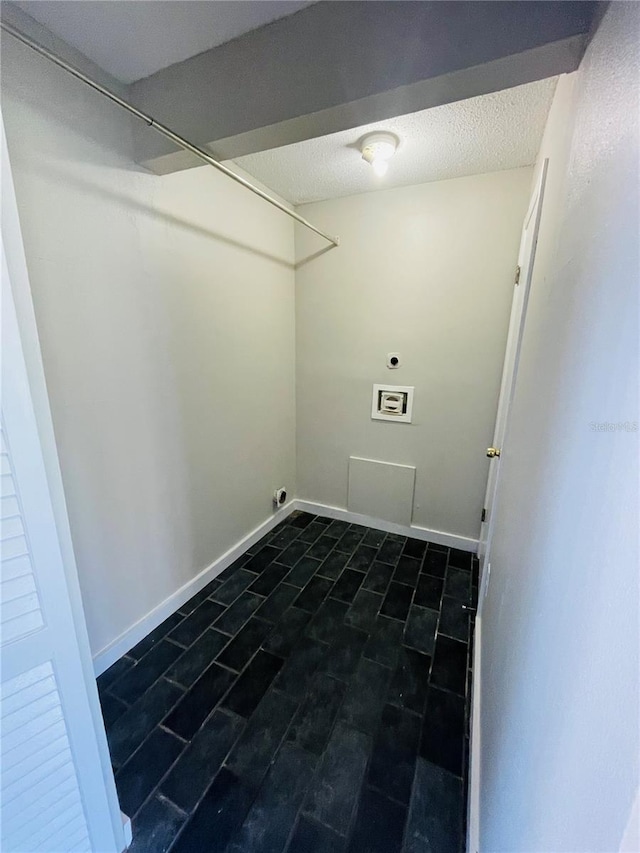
273,488,287,507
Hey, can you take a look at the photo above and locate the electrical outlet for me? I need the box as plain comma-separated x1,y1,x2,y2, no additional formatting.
273,488,287,507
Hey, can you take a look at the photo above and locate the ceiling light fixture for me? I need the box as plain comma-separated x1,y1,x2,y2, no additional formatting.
360,132,399,177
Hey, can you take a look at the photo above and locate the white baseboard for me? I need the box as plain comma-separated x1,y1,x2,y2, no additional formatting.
467,614,482,853
92,500,297,675
94,497,477,676
293,499,479,553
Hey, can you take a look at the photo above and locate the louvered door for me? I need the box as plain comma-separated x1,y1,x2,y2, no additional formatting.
1,206,122,849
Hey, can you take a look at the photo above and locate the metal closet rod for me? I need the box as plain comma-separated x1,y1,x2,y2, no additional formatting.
0,21,340,248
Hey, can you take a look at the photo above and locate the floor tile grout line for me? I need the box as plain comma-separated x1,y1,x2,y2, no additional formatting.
161,714,252,852
207,674,311,852
107,640,194,707
159,618,313,847
157,715,252,853
291,675,370,849
165,637,189,651
157,723,189,743
99,686,132,709
100,514,471,853
109,673,190,778
122,632,277,762
299,591,403,850
102,517,305,709
343,717,379,850
366,779,412,811
118,728,192,824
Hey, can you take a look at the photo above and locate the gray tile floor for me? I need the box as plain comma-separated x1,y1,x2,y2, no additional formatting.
97,511,478,852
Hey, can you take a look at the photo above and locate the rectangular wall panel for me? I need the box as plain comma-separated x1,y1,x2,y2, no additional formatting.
348,456,416,526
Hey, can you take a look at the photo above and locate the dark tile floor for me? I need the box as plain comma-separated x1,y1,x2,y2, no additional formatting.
97,512,479,853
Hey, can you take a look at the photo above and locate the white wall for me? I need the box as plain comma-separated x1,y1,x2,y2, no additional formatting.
295,169,532,541
1,16,296,660
479,4,639,850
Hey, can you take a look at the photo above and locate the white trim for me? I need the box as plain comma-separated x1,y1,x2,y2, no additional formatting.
478,159,548,567
467,614,482,853
2,115,125,851
92,501,296,675
121,813,132,851
293,500,478,553
94,496,478,676
347,455,416,473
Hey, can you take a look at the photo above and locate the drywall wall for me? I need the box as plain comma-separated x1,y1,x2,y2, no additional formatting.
479,3,639,850
1,15,296,659
295,168,532,542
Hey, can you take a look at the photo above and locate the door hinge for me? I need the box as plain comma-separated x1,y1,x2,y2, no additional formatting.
514,264,521,285
481,507,487,523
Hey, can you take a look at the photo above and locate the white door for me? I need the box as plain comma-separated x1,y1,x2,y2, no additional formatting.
1,124,124,852
477,160,548,571
468,160,549,853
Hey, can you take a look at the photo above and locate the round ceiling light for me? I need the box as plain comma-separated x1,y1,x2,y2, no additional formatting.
360,131,399,177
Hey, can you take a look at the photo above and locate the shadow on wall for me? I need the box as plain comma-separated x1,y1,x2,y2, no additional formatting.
13,154,298,655
1,32,333,270
295,243,336,269
30,158,297,271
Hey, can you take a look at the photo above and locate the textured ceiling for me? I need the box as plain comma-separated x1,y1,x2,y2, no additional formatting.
232,78,558,205
14,1,315,83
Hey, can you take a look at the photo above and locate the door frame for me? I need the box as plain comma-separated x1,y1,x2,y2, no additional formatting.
477,159,549,573
467,160,548,853
1,115,126,851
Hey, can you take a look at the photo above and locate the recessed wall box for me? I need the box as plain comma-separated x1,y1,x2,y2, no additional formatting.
371,384,414,423
273,488,287,506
